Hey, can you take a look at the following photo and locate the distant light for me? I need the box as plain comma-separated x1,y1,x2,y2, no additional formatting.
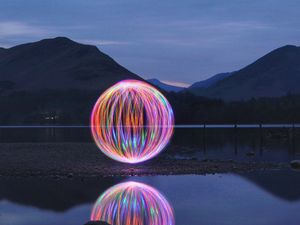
91,181,175,225
91,79,174,163
160,80,190,88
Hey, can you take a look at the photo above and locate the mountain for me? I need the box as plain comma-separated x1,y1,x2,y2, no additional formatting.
1,38,299,124
147,78,185,92
189,72,232,89
190,45,300,100
0,48,5,58
0,37,145,124
0,37,141,93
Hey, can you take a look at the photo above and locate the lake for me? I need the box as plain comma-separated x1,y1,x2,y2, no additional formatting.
0,127,299,225
0,126,298,163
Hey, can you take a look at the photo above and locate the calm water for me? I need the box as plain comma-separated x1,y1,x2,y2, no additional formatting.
1,171,300,225
0,127,299,162
0,127,300,225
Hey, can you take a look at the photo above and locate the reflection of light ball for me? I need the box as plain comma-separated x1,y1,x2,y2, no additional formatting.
91,181,175,225
91,79,174,163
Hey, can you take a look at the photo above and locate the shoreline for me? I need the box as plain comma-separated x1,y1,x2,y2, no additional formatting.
0,163,288,179
0,142,291,178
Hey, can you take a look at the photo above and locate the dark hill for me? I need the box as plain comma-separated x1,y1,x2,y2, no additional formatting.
0,37,141,93
0,37,143,124
189,72,232,89
191,45,300,100
0,48,5,60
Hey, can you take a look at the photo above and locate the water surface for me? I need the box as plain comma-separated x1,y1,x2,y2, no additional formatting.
1,171,300,225
0,127,299,163
0,127,299,225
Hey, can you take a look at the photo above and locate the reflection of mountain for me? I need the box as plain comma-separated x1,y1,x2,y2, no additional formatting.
239,170,300,202
0,177,122,212
1,170,300,215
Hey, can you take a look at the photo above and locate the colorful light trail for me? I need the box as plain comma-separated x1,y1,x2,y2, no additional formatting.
91,80,174,163
91,181,175,225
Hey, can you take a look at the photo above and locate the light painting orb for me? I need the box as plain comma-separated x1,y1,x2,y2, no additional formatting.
91,79,174,163
91,181,175,225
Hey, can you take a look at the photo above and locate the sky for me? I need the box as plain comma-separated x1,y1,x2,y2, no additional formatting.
0,0,299,87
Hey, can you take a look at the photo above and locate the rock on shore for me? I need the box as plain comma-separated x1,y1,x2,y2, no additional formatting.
290,160,300,169
0,143,287,177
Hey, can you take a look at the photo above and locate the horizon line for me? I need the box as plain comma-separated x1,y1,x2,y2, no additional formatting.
0,124,298,128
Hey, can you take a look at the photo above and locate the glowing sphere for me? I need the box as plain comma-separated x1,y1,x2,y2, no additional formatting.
91,79,174,163
91,181,175,225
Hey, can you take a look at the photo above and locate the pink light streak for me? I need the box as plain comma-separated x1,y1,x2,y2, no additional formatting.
91,181,175,225
90,80,174,163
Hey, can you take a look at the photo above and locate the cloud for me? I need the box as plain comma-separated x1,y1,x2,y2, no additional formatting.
0,21,49,38
164,20,271,31
148,20,272,47
78,39,131,46
161,80,190,88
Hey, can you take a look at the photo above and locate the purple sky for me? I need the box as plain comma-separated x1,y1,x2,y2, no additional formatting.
0,0,299,86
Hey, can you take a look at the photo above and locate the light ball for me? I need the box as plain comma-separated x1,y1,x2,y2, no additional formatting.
91,79,174,163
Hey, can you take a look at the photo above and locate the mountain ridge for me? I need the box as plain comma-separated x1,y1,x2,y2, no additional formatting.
0,38,299,124
190,45,300,100
0,37,142,93
189,72,232,89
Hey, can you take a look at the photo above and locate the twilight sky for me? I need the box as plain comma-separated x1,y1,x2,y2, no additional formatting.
0,0,299,87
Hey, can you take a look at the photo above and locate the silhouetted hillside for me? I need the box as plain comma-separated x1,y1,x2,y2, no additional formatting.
189,72,232,89
191,45,300,100
0,38,299,124
0,37,141,93
167,92,300,124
